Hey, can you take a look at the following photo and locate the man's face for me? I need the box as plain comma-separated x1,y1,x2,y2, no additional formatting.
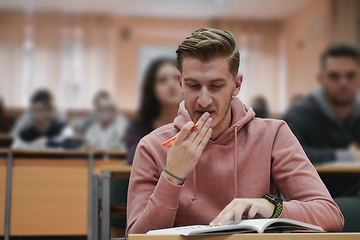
319,57,360,106
30,102,52,129
179,57,241,129
96,98,116,128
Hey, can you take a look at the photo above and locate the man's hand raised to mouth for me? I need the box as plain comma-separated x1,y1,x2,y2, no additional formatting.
164,112,213,185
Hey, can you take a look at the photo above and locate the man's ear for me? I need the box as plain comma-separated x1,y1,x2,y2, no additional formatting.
232,75,242,96
177,74,184,95
176,74,184,95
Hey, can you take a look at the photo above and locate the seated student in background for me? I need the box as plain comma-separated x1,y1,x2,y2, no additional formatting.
84,94,128,151
72,90,110,137
125,58,183,164
0,97,10,133
10,93,67,138
251,96,270,118
282,44,360,165
126,28,343,235
12,89,79,150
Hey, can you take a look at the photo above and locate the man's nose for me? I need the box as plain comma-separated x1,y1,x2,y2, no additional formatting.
197,87,212,108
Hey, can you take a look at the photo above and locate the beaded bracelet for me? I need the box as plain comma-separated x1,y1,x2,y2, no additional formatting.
163,168,186,182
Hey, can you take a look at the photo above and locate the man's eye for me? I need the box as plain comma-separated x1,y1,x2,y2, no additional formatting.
188,84,199,88
211,85,222,89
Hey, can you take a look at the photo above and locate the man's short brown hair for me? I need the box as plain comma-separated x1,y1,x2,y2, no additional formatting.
176,28,240,77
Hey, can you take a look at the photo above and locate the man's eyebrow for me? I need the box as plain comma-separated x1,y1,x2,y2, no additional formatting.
183,78,226,82
184,78,198,82
210,78,226,83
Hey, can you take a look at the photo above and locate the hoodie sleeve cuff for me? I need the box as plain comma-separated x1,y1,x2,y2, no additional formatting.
277,201,301,220
335,149,355,162
150,172,184,209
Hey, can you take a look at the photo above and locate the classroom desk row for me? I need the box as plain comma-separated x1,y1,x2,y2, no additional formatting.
1,149,360,240
0,149,126,240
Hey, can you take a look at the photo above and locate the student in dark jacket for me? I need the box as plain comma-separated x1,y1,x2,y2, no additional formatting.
125,58,183,165
282,44,360,165
12,89,79,150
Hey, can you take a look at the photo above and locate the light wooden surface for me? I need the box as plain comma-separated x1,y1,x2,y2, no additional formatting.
10,159,88,236
129,233,360,240
9,149,126,158
315,163,360,173
100,163,132,179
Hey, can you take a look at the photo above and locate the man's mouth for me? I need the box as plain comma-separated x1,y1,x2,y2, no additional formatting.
195,110,216,117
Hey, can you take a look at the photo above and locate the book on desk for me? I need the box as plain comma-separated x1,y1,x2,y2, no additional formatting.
146,218,324,236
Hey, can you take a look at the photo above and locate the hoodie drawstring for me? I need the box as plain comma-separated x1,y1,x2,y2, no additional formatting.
191,166,197,201
191,127,239,202
234,127,238,199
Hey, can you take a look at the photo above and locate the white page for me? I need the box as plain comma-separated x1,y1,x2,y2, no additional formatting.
146,219,324,236
147,219,267,235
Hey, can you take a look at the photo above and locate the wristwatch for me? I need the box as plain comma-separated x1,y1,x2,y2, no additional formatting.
262,194,283,218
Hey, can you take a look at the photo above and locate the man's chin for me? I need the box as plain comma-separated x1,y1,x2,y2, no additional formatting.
331,97,354,107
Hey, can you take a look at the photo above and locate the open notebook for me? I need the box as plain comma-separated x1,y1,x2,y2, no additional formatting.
146,218,324,236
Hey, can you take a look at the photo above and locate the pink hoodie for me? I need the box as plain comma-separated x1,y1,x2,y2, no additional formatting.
126,98,344,235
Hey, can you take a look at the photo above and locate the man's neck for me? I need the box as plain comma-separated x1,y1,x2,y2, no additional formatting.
153,104,179,129
211,108,232,140
36,121,50,134
328,101,354,121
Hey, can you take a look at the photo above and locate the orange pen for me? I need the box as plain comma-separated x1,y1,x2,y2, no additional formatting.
162,124,199,147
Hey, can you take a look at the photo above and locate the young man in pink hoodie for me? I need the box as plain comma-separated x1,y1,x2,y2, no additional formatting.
126,28,344,235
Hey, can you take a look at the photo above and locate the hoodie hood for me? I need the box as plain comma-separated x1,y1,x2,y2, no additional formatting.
173,97,256,144
309,87,360,126
173,97,255,201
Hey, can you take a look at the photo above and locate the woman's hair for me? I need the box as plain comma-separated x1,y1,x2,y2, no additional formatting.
138,58,177,122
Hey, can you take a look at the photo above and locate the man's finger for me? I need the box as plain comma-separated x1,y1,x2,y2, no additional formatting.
193,117,212,147
174,121,194,144
210,200,237,226
197,128,212,152
247,203,261,219
213,207,235,226
187,112,210,142
234,201,251,223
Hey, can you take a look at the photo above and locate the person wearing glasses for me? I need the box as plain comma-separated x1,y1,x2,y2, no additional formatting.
282,44,360,165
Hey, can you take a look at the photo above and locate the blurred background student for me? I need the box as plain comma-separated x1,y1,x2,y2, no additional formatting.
282,44,360,165
0,97,10,133
251,96,270,118
10,91,67,139
125,58,183,165
84,92,128,151
12,89,79,150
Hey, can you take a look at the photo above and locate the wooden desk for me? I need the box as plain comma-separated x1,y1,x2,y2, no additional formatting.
128,233,360,240
100,165,132,179
2,149,126,240
0,149,8,236
315,163,360,173
315,163,360,197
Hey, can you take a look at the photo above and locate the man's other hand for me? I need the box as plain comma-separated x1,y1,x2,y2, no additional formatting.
210,198,275,226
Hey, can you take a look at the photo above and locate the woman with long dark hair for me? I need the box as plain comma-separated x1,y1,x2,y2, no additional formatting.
125,58,183,165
